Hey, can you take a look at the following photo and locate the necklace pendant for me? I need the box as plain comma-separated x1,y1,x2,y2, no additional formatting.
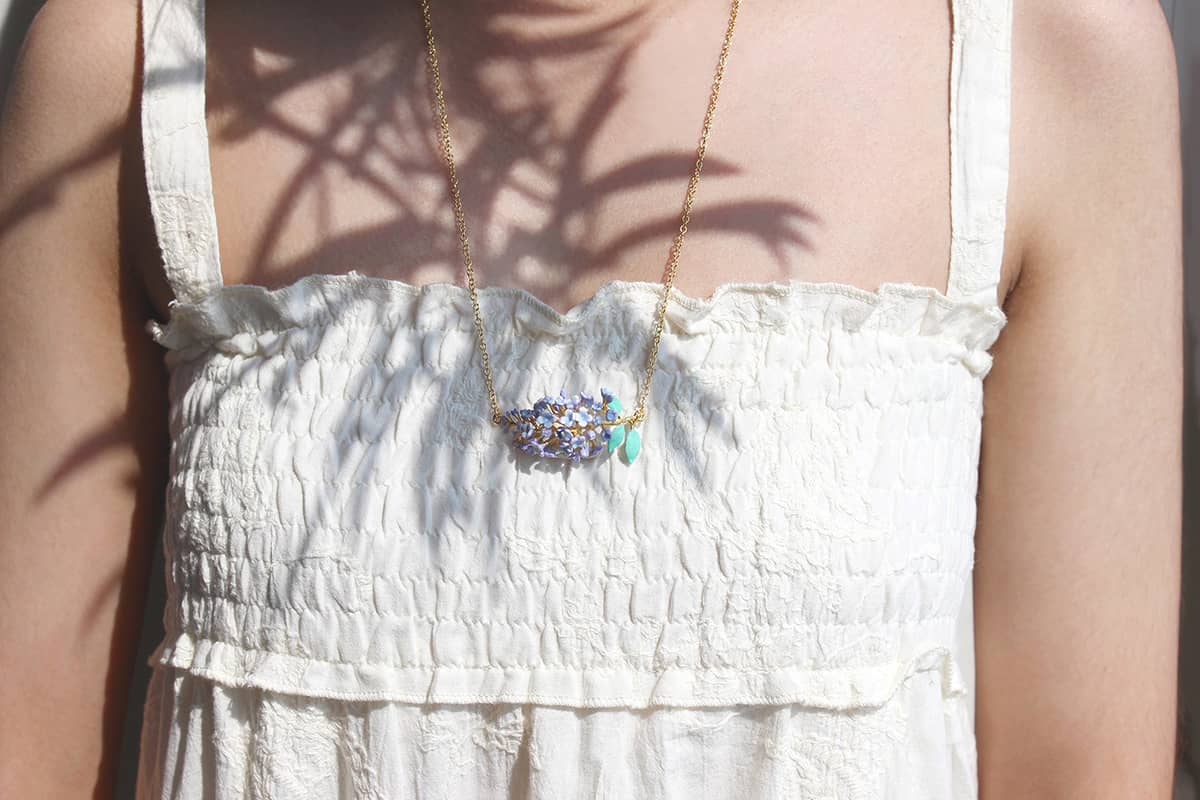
500,386,639,464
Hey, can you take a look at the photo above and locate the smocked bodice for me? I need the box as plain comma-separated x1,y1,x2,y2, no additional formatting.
145,274,1006,708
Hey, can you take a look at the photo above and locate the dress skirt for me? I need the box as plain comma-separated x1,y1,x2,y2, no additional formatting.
135,663,978,799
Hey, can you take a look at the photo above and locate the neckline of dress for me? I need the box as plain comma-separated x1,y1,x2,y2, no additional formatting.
149,270,1010,376
183,270,1003,325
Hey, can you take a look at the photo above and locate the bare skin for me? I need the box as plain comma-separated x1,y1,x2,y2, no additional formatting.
155,0,1014,313
0,0,1181,797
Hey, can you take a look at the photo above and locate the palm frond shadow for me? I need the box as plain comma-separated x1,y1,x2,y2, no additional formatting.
0,3,818,795
210,285,740,568
9,0,817,673
166,5,811,547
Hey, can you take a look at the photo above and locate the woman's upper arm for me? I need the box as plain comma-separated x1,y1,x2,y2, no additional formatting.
974,0,1182,796
0,1,169,797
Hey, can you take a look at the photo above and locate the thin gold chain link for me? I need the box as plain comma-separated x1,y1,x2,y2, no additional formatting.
418,0,741,428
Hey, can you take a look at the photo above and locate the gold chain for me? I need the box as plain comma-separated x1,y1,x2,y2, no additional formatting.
418,0,740,428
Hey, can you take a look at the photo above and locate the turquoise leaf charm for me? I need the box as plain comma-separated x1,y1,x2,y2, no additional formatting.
623,427,642,463
607,424,626,454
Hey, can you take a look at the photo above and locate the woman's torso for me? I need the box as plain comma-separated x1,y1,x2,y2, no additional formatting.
132,0,1018,797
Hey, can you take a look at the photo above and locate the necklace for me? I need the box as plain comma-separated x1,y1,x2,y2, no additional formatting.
418,0,741,464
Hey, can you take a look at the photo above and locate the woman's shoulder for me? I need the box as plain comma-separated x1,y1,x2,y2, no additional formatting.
1006,0,1178,295
1,0,148,274
2,0,168,311
1014,0,1176,125
5,0,140,136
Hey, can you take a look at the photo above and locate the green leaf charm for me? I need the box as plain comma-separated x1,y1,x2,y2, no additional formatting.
623,428,642,463
607,424,626,454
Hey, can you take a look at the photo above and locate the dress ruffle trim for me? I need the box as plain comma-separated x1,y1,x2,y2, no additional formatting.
149,631,968,711
144,273,1008,377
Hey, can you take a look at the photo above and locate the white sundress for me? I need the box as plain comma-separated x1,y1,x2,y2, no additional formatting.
132,0,1015,797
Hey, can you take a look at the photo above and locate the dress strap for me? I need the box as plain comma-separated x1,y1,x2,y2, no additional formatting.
945,0,1014,308
139,0,224,305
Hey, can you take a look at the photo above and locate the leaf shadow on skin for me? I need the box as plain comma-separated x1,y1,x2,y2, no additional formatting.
4,3,822,796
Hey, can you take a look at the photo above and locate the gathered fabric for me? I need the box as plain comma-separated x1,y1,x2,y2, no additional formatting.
144,276,1001,710
137,661,977,799
134,0,1014,796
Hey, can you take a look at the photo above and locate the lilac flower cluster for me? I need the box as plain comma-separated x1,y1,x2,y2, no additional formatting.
501,387,622,462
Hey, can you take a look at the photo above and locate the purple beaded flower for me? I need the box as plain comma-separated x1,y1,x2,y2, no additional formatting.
499,386,638,463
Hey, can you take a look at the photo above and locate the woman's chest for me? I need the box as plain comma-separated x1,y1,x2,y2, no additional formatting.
138,1,982,321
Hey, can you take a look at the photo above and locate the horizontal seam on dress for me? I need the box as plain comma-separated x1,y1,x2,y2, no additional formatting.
170,469,978,498
170,595,965,630
153,637,968,707
170,545,971,581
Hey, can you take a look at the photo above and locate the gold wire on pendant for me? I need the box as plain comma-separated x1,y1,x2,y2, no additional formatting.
417,0,741,463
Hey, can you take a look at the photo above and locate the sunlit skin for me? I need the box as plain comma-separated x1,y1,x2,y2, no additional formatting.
0,0,1181,797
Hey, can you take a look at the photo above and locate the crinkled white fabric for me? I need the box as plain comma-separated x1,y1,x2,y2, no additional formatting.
144,276,1004,709
136,277,1004,799
134,0,1013,794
